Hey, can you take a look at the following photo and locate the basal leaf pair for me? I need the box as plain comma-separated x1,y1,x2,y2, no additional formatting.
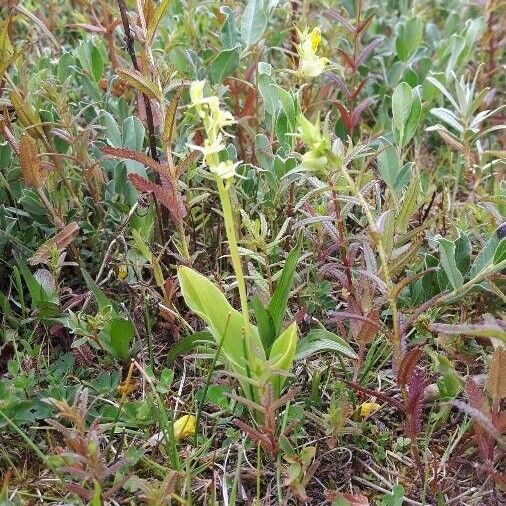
177,266,297,402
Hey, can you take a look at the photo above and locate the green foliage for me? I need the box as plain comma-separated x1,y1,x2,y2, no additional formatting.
0,0,504,502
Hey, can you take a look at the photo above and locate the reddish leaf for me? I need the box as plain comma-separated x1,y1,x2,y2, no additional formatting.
356,308,380,346
350,78,368,100
338,493,369,505
326,73,351,99
176,150,200,177
357,14,375,34
326,10,355,33
234,418,277,454
355,38,383,68
334,100,353,131
19,134,45,188
67,23,106,34
102,146,169,178
337,49,356,71
128,173,186,223
397,347,422,387
404,367,427,438
351,96,376,128
465,377,494,462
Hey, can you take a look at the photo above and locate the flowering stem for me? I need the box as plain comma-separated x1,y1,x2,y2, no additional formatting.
215,177,251,337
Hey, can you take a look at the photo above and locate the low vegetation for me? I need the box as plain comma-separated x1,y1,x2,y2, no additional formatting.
0,0,505,504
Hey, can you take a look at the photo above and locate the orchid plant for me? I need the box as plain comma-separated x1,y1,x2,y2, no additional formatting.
178,81,298,414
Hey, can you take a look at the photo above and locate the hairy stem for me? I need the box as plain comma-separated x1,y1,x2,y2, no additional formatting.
329,153,402,368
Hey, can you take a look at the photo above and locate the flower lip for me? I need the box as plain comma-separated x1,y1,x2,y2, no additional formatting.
295,26,329,79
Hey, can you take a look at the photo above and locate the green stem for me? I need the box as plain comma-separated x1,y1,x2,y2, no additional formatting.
177,220,191,262
0,409,49,465
215,177,251,337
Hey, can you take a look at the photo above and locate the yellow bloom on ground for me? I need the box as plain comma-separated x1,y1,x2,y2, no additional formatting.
359,402,381,419
117,263,128,280
173,414,196,441
296,27,329,78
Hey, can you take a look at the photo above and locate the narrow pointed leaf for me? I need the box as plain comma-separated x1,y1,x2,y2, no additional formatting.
267,236,302,336
269,322,297,395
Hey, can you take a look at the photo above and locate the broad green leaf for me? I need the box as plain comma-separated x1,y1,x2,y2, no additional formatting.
82,269,116,313
392,82,413,143
395,17,423,62
269,322,297,396
101,111,122,148
267,236,302,336
108,317,134,361
469,229,500,278
90,44,103,82
258,71,279,116
210,46,240,84
276,86,296,130
403,88,421,146
14,254,58,309
438,238,464,290
426,349,462,399
123,116,145,151
295,329,357,361
493,237,506,264
177,267,265,381
241,0,267,46
454,230,471,275
251,296,275,352
378,139,401,190
221,6,240,49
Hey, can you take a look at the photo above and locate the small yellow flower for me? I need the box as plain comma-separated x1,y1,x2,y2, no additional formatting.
188,135,226,159
173,414,196,441
359,402,381,419
296,27,329,78
189,80,206,106
188,79,239,180
211,160,240,179
209,106,235,133
117,264,128,280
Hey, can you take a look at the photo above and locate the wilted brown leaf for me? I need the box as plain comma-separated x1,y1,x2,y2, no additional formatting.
128,173,186,223
487,347,506,403
116,68,162,100
29,221,80,266
19,134,45,187
162,86,183,148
